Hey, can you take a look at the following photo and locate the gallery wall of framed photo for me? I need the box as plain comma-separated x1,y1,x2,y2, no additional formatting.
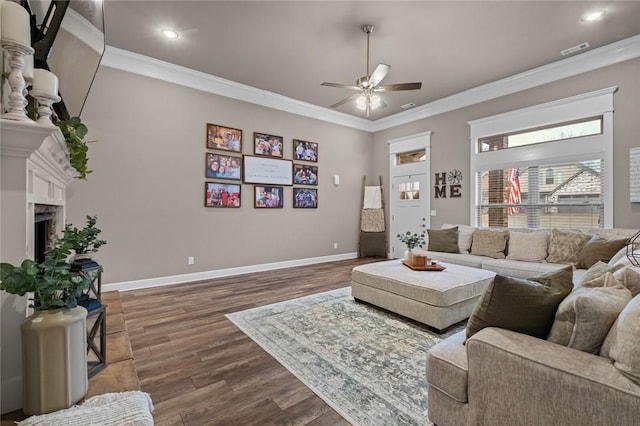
204,123,319,209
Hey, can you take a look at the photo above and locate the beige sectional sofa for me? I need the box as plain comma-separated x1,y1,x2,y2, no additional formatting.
422,225,638,285
426,227,640,425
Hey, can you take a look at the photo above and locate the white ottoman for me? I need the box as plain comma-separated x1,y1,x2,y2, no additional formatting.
351,259,495,331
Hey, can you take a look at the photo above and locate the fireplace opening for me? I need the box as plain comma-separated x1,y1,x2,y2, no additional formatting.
34,205,59,264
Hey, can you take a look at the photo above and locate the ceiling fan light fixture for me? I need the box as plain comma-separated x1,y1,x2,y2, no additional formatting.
356,95,367,110
369,94,382,109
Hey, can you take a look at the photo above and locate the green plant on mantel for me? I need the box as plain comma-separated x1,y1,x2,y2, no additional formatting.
55,116,93,180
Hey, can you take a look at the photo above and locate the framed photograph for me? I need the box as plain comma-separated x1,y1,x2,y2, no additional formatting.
206,152,242,180
293,139,318,162
205,182,241,208
293,188,318,209
206,123,243,153
254,132,284,158
293,164,318,186
243,155,293,185
254,186,284,208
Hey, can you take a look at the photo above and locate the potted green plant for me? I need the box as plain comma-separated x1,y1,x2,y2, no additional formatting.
55,116,93,180
0,215,106,414
62,215,107,264
0,235,93,415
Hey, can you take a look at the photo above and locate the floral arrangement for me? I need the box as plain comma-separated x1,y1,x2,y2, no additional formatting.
396,218,426,250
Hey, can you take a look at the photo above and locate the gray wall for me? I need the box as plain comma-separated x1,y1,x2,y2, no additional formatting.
68,67,373,284
371,58,640,230
69,58,639,285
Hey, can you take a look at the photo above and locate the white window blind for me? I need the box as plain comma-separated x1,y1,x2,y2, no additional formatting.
476,161,604,229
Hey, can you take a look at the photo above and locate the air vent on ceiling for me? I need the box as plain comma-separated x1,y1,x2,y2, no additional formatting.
561,42,590,56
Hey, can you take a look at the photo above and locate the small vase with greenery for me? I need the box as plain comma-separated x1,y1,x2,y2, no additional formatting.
62,215,107,262
397,218,427,251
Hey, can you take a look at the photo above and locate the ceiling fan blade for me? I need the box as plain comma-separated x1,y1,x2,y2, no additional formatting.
321,82,361,91
368,63,391,87
329,93,362,109
374,82,422,92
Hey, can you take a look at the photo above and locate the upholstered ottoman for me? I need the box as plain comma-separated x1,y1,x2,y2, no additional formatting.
351,259,495,331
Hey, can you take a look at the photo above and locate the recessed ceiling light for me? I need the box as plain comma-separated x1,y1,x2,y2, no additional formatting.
582,10,606,22
160,28,179,40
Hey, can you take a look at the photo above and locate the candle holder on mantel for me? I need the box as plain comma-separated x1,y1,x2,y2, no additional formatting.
30,90,61,126
1,40,34,121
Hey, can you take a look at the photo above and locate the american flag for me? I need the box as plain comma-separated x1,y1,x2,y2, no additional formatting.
507,168,521,215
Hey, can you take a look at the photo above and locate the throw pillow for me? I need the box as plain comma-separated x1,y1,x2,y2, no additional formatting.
465,267,573,340
577,236,628,269
428,227,459,253
580,261,624,287
546,229,592,265
506,230,549,262
457,226,474,254
600,294,640,385
470,229,508,259
547,273,632,354
613,266,640,297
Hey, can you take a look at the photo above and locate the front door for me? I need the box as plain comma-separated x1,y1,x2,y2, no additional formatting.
390,173,429,258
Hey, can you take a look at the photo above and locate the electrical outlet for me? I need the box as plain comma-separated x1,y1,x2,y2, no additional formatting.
333,242,338,249
188,256,194,265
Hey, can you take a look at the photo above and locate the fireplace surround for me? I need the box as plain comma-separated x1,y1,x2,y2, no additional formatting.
0,119,76,413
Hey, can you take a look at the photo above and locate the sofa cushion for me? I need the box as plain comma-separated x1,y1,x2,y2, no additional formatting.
580,261,625,287
577,236,627,269
506,230,549,262
546,229,592,265
428,227,459,253
601,294,640,385
442,224,474,254
613,266,640,297
423,251,487,269
427,330,468,403
547,273,631,354
466,267,573,340
480,258,568,280
470,229,508,259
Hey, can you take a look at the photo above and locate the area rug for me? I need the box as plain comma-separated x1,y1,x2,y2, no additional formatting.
226,287,463,425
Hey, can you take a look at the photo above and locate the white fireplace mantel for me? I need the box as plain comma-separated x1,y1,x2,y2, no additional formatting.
1,118,76,414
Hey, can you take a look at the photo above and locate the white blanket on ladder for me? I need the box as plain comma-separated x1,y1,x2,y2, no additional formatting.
364,186,382,209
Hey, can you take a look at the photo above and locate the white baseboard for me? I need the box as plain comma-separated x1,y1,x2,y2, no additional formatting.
104,252,360,292
1,376,22,414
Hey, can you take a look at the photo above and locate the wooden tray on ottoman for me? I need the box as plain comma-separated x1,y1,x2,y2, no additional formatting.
402,260,446,271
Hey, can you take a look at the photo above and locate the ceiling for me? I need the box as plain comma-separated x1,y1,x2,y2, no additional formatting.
102,1,640,121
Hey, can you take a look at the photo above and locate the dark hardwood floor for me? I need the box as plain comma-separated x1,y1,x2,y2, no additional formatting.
122,257,380,426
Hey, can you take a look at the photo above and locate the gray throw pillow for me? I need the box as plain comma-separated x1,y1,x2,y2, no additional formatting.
547,273,631,354
428,227,459,253
577,236,628,269
470,229,508,259
466,267,574,340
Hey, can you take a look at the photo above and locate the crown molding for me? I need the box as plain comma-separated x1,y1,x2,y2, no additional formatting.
100,47,372,131
101,35,640,133
369,35,640,132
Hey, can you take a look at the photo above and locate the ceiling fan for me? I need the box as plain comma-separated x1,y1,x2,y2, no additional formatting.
321,25,422,117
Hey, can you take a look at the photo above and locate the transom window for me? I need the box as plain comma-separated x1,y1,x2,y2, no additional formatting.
396,150,426,165
479,117,602,152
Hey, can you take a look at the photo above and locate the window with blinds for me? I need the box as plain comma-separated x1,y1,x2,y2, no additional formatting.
476,161,604,229
469,88,615,230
